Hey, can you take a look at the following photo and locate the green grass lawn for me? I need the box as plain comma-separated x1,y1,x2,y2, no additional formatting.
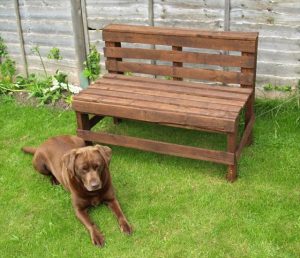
1,96,300,257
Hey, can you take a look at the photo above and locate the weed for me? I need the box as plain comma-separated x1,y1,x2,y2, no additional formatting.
47,47,63,61
0,57,16,83
0,36,17,93
124,71,133,76
31,46,48,77
263,83,292,92
0,35,8,62
83,45,101,81
263,83,273,91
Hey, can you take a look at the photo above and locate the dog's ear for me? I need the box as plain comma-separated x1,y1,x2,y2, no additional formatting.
62,149,78,177
95,145,112,166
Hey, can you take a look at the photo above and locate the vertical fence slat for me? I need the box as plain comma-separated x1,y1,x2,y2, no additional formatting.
70,0,89,88
224,0,231,32
13,0,28,77
81,0,90,58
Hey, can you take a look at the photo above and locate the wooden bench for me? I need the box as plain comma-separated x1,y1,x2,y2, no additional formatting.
72,24,258,182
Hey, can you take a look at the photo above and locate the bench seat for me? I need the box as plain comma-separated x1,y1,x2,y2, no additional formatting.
73,74,252,133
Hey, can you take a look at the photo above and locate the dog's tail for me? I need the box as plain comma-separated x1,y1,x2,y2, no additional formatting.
22,146,37,155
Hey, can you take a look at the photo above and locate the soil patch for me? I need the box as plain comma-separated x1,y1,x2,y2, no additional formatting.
12,91,71,110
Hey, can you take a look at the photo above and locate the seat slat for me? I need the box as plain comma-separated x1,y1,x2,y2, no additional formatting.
75,93,238,120
106,60,254,86
72,100,236,133
97,76,251,102
103,74,253,94
104,47,256,68
87,84,242,112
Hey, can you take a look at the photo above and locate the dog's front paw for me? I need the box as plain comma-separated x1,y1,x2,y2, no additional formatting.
120,220,133,235
90,228,105,247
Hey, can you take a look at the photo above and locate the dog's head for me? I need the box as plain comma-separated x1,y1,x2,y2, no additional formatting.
62,145,112,192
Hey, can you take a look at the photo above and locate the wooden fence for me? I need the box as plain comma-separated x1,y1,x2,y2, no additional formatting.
0,0,299,89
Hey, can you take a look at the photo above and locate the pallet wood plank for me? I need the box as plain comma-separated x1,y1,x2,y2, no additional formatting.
92,78,251,102
104,47,256,68
105,60,254,86
103,74,253,94
77,129,235,165
241,50,257,144
75,93,238,119
172,46,183,81
86,85,242,112
236,115,255,159
103,31,257,53
104,24,259,41
72,100,236,132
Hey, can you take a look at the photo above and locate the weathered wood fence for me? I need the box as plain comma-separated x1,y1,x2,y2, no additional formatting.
0,0,299,88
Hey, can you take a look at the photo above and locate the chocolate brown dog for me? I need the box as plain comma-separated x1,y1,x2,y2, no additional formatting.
22,135,132,247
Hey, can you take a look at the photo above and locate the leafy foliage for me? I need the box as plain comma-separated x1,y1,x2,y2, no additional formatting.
47,47,63,61
263,83,292,92
0,36,17,94
0,41,77,106
0,57,16,83
83,45,101,81
0,35,8,61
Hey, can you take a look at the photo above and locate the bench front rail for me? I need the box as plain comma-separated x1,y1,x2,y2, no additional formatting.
72,24,258,182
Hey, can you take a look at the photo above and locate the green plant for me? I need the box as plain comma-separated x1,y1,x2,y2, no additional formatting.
275,85,292,92
0,35,8,62
83,45,101,81
0,36,16,87
47,47,63,61
0,57,16,83
64,94,73,105
28,47,74,105
31,46,48,77
53,70,68,85
0,43,76,106
263,83,292,92
124,71,133,76
263,83,273,91
164,75,173,80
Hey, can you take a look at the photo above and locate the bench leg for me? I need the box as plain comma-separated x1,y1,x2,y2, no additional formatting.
226,130,238,182
245,94,254,146
76,112,92,146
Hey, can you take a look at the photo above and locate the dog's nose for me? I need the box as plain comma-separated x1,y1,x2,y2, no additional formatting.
90,180,101,189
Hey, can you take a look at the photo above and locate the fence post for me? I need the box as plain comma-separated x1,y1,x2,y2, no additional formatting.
70,0,89,88
224,0,231,32
148,0,156,68
13,0,28,78
222,0,231,78
80,0,90,58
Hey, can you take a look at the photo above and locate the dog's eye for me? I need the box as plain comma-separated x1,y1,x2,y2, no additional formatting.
93,164,100,170
81,165,88,172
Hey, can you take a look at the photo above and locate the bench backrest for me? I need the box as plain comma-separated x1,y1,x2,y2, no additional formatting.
103,24,258,88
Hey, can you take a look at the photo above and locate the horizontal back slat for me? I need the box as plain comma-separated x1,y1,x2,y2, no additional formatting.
106,60,254,85
103,24,258,86
104,24,258,41
103,31,257,53
104,47,256,68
